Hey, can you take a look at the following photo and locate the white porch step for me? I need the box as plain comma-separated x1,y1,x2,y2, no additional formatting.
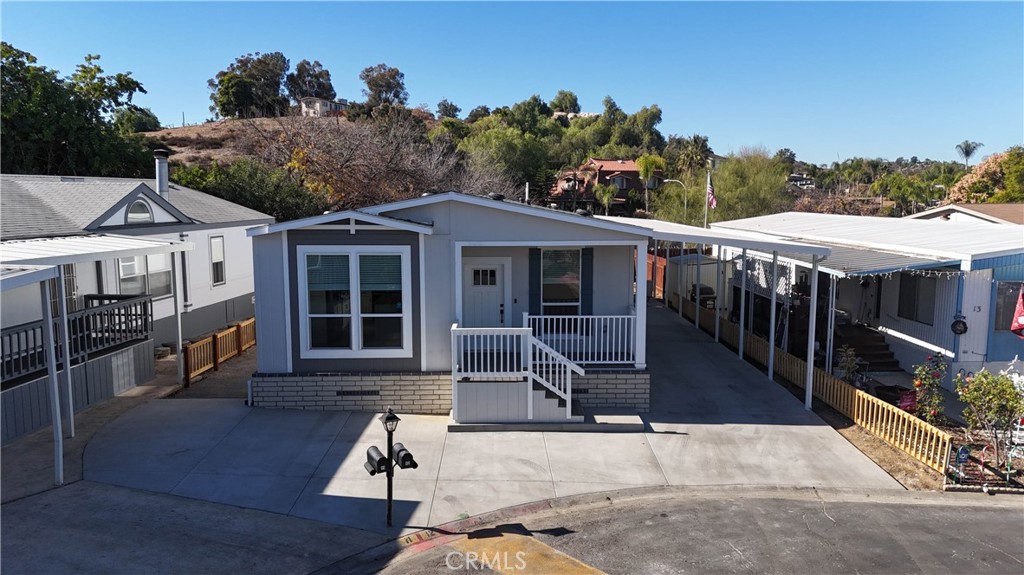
447,407,644,433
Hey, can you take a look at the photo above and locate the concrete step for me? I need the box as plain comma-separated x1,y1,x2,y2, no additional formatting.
447,407,644,433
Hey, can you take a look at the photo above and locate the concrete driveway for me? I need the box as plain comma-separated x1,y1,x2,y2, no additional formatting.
83,305,899,536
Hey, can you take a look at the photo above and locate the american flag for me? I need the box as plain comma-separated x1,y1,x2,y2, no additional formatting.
706,172,717,209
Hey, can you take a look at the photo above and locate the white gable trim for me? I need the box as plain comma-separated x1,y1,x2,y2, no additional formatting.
247,210,434,237
362,192,653,238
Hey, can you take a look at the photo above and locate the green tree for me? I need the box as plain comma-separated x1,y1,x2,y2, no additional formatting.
593,182,618,215
550,90,581,114
208,52,290,118
113,107,161,134
674,134,714,176
171,159,327,222
359,63,408,108
285,59,336,103
774,148,797,172
956,140,984,169
466,105,491,123
427,117,471,146
709,148,792,223
636,153,666,212
652,172,701,225
458,120,549,192
1,43,152,176
991,146,1024,203
436,98,461,119
912,355,947,424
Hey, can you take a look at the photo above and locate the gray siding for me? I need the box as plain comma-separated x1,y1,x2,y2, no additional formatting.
152,293,255,347
253,233,288,373
288,229,421,372
453,381,529,423
1,340,154,443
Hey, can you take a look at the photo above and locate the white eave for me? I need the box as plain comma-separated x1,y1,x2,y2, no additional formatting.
247,210,434,237
0,234,193,266
596,216,832,257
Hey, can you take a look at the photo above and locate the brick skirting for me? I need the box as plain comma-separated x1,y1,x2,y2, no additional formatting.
250,369,650,414
250,373,452,414
572,370,650,412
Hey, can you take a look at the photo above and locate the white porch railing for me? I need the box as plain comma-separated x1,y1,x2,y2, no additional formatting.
451,324,583,420
523,313,636,365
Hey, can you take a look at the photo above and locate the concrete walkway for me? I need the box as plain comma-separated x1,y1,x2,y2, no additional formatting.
79,304,900,538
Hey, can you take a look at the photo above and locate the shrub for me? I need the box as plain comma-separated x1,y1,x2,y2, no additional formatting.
912,355,947,424
955,358,1024,466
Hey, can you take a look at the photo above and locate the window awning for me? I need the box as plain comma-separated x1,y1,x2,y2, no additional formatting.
0,234,193,266
595,216,831,258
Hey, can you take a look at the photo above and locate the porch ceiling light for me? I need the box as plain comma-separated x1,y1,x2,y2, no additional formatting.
379,407,401,433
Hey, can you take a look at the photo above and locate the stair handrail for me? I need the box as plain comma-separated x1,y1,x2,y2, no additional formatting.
528,335,583,419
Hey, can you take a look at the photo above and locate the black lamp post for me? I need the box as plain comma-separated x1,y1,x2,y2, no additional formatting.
379,408,400,527
364,407,417,527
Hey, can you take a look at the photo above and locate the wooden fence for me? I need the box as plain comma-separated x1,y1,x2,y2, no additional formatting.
678,300,952,473
183,317,256,386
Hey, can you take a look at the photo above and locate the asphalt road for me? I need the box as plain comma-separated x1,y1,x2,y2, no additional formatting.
358,487,1024,575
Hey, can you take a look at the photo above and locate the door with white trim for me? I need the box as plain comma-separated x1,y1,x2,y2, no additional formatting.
462,258,511,328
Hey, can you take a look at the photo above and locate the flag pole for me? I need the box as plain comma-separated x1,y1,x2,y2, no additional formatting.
703,164,711,229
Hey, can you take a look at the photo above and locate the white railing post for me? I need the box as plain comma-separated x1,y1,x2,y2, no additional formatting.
565,371,572,419
450,324,459,422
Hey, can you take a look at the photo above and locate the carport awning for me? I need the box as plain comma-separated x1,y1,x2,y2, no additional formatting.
764,244,959,278
0,234,193,266
596,216,831,258
0,265,59,291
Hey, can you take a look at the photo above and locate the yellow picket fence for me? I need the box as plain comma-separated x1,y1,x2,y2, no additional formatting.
678,304,951,473
182,317,257,386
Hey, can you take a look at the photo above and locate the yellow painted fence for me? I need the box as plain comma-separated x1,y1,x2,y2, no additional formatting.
183,317,256,386
677,299,951,472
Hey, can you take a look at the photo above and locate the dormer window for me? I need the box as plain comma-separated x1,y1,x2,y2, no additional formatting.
126,200,154,224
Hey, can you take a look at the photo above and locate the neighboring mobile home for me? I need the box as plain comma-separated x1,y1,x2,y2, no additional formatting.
0,151,273,442
711,212,1024,388
247,192,828,423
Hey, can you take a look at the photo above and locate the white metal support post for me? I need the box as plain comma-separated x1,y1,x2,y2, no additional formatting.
40,280,64,486
56,266,74,437
738,249,747,359
768,251,778,382
715,246,721,342
826,275,837,374
634,242,648,369
805,257,821,410
677,241,683,318
694,245,702,329
171,256,184,385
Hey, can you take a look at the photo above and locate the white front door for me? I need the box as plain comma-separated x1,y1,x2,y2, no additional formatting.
462,258,511,328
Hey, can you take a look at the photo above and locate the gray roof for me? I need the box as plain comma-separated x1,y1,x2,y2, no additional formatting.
771,243,957,278
1,174,273,241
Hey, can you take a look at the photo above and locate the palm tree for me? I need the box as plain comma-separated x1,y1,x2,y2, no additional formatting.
677,134,713,176
636,154,666,212
956,140,984,169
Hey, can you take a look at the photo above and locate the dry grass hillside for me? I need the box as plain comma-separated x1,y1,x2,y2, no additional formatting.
145,117,287,166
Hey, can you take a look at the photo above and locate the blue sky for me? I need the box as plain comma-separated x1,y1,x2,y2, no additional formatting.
2,2,1022,165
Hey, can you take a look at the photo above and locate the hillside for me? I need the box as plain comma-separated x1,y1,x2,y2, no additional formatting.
147,117,338,166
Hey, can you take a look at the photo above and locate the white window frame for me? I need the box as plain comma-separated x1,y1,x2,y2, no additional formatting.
210,236,226,286
297,244,413,359
118,254,173,299
540,248,582,316
125,200,154,224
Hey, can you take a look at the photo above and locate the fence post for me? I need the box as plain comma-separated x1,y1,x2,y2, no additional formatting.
183,342,191,387
235,324,243,355
212,334,220,371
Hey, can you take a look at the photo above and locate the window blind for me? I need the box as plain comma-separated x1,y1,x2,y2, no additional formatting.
307,254,349,290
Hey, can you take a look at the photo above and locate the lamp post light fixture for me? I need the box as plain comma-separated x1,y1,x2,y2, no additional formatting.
663,179,686,224
364,407,418,527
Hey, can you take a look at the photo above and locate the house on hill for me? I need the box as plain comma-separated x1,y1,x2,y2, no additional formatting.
547,158,662,215
905,203,1024,225
300,97,348,117
0,151,273,441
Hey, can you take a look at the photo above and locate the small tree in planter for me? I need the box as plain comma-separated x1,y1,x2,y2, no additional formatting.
835,345,861,386
955,359,1024,467
912,355,947,424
